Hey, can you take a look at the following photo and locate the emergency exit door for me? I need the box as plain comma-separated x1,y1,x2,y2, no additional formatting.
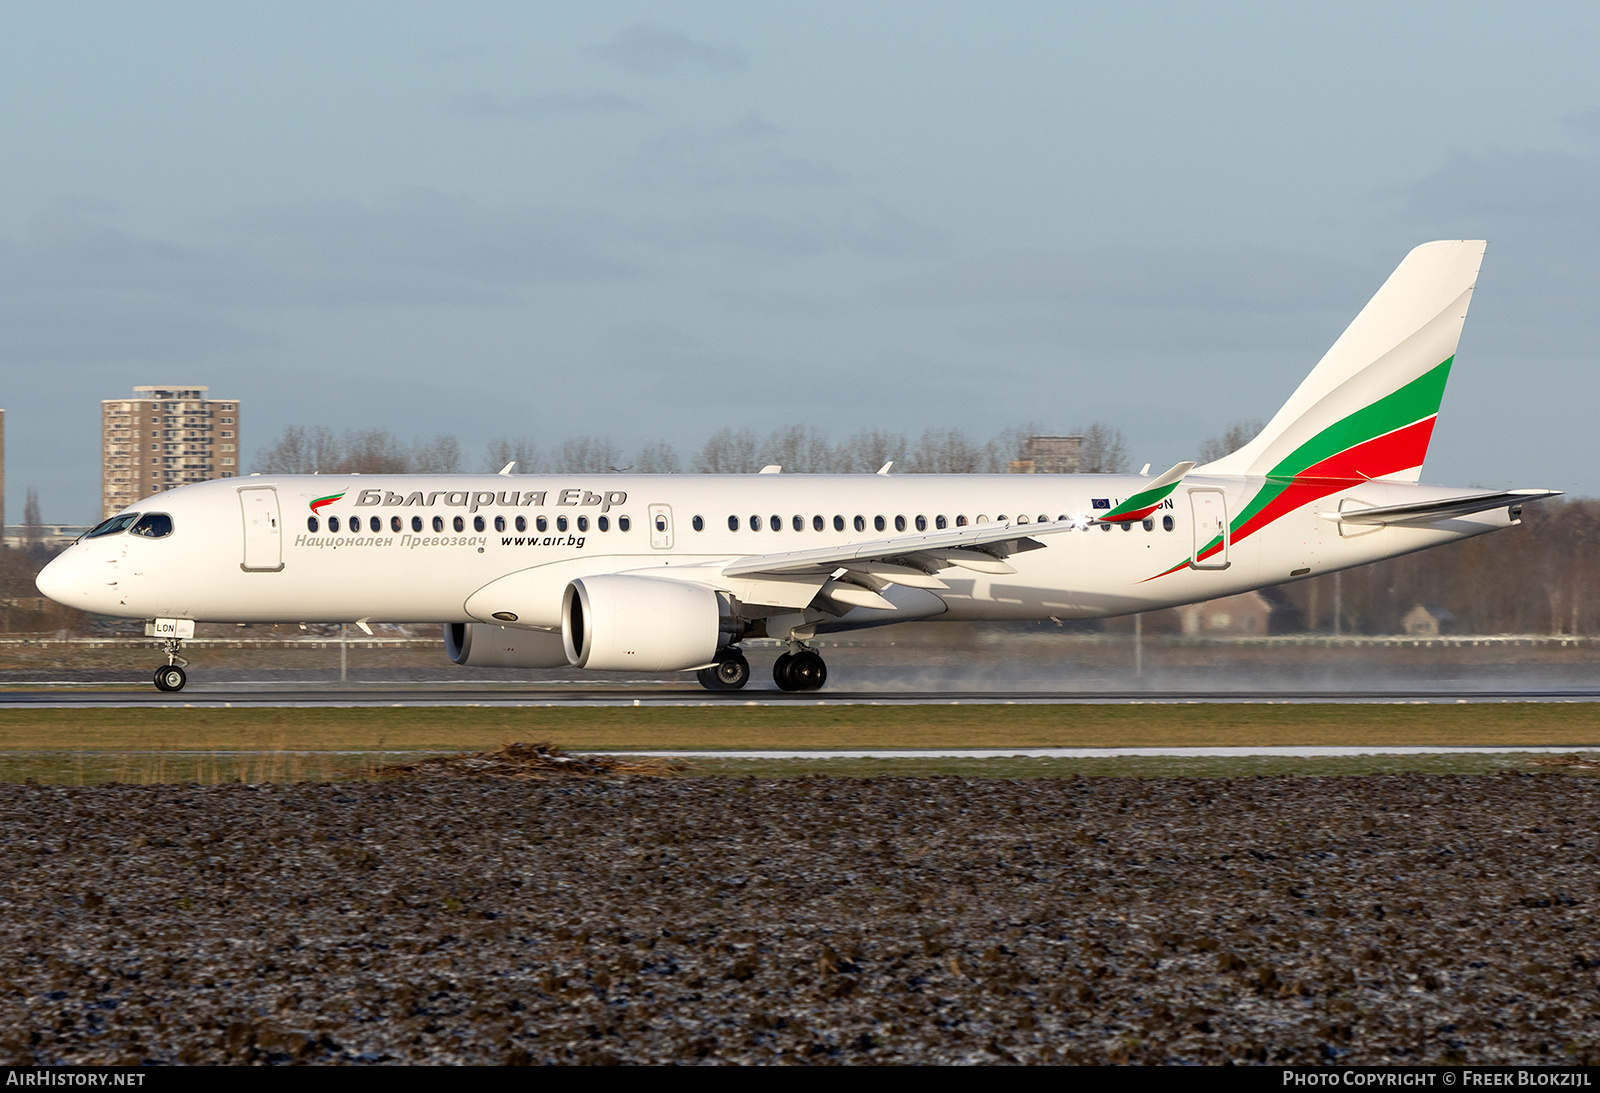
648,504,673,549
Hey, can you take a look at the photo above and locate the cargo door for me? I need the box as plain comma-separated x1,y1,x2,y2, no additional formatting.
1188,488,1229,570
239,487,284,572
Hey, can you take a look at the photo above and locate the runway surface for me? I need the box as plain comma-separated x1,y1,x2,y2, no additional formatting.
7,683,1600,708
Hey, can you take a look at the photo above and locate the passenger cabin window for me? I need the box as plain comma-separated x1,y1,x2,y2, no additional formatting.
833,515,844,531
392,516,403,532
936,515,947,529
750,515,762,531
854,516,865,532
577,516,589,532
956,515,968,527
412,516,423,533
1143,518,1154,531
537,516,548,532
556,516,568,532
515,516,526,532
329,516,341,533
874,516,886,532
474,516,486,532
915,515,927,531
129,513,173,538
494,516,505,532
894,515,906,532
794,515,804,532
728,515,739,531
1163,515,1175,532
307,516,319,533
598,516,609,532
693,516,705,531
454,516,466,533
770,515,781,532
813,515,825,531
370,516,382,533
432,516,444,533
618,516,631,532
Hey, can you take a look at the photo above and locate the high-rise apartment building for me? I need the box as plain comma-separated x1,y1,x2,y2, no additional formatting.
101,386,241,519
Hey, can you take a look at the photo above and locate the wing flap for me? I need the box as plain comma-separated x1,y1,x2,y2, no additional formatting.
720,520,1072,578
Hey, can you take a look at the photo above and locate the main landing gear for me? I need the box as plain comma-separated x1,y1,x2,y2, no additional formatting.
153,638,189,693
773,648,827,692
694,644,829,692
696,648,751,692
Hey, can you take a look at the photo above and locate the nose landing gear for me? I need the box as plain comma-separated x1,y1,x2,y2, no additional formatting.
153,637,189,693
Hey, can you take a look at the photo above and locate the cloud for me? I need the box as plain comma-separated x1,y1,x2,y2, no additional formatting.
591,25,746,76
449,90,645,118
627,115,844,190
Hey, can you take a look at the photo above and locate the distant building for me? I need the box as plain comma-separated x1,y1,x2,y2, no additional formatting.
1175,590,1274,637
102,386,241,519
1007,434,1082,474
1402,604,1457,636
0,408,6,546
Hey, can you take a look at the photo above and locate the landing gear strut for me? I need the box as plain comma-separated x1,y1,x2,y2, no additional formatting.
773,647,827,692
696,648,751,692
153,638,188,693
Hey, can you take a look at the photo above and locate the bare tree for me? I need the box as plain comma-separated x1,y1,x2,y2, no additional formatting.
982,425,1041,473
412,433,463,474
340,428,411,474
255,425,341,473
761,425,834,473
485,436,540,474
695,428,761,473
1197,420,1264,463
633,439,682,474
550,436,622,473
906,427,986,473
1077,422,1129,474
834,428,907,473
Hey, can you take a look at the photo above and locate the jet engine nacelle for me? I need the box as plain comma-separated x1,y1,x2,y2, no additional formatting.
562,574,729,671
444,622,569,668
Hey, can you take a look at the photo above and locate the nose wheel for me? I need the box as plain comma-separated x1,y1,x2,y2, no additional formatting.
153,664,188,692
773,649,827,692
153,636,189,692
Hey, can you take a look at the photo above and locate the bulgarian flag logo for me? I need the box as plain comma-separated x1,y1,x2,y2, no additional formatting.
310,491,346,515
1095,462,1195,523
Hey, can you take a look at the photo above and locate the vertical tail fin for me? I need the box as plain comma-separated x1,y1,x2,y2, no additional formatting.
1200,240,1486,483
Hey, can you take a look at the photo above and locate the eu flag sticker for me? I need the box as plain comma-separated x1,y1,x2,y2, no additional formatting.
1091,499,1111,510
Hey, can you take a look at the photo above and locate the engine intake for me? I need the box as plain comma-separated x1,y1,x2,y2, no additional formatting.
562,575,729,671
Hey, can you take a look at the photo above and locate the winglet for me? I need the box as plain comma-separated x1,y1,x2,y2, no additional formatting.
1095,462,1196,523
497,461,517,476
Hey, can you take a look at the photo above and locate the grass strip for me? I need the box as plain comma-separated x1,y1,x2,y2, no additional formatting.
1,702,1599,752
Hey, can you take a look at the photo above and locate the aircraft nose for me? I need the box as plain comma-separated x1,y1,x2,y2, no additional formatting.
36,545,102,609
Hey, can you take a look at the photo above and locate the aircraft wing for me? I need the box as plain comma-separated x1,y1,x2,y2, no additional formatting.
721,519,1076,580
1323,488,1561,527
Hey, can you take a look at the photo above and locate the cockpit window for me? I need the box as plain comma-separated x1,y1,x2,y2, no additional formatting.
129,513,174,539
85,514,139,539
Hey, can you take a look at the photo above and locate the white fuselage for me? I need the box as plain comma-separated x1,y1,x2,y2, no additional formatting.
38,472,1514,631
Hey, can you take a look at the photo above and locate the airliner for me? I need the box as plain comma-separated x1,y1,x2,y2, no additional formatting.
38,241,1556,693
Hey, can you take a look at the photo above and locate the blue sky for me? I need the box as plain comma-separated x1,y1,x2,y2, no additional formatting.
4,2,1599,520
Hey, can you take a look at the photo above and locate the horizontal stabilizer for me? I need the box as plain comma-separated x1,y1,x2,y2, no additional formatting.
1095,462,1196,523
1322,489,1560,527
